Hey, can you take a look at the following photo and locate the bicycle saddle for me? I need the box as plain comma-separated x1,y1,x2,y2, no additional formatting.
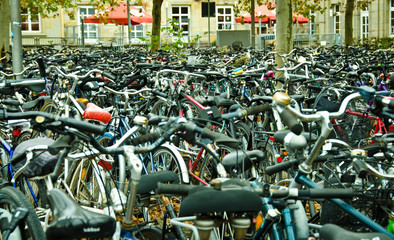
137,170,179,195
179,188,262,216
214,96,236,107
221,150,265,171
12,138,59,178
320,223,393,240
46,189,116,240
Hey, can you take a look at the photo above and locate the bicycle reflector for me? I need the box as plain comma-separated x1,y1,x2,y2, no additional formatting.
276,154,283,163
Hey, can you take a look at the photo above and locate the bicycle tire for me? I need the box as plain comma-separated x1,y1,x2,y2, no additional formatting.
199,145,233,182
149,145,188,184
235,121,251,150
68,158,107,208
134,225,163,240
256,140,281,184
0,186,45,240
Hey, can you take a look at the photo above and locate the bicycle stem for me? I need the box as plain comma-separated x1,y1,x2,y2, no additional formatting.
122,146,142,227
299,111,333,174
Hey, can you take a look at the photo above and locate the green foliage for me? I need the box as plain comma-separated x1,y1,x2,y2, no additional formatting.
355,37,394,49
141,18,201,60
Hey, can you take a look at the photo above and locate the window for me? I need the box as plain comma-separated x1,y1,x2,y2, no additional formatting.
333,5,341,34
172,6,190,36
21,8,40,32
310,11,316,34
390,0,394,35
130,6,145,40
216,6,234,30
79,6,97,42
361,9,369,39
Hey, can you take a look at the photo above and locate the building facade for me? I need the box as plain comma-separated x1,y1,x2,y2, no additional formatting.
315,0,394,42
19,0,394,47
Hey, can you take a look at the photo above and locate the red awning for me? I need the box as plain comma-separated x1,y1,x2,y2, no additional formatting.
235,4,276,24
84,2,152,25
235,3,308,24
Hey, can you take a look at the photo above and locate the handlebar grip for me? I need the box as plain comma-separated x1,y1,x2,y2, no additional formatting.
376,96,394,110
221,111,243,120
299,188,353,198
147,113,169,125
313,62,330,71
265,160,299,176
388,100,394,111
1,99,21,106
61,118,106,135
36,58,46,78
279,108,303,135
78,77,105,91
102,71,116,80
130,132,162,146
287,58,298,63
353,159,368,178
245,103,271,116
156,182,197,196
152,89,167,98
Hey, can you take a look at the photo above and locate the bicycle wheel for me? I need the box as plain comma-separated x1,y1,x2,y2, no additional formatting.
68,158,108,208
199,145,233,183
256,140,282,184
0,186,45,240
147,145,188,184
235,121,251,150
133,225,163,240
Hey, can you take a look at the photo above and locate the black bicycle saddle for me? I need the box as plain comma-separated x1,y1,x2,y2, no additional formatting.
46,189,116,240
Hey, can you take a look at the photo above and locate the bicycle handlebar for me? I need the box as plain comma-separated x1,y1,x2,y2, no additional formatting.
221,103,271,120
0,110,106,135
156,182,354,199
53,66,103,80
285,92,362,122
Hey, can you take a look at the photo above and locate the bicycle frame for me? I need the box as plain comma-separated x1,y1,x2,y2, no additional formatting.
294,173,394,238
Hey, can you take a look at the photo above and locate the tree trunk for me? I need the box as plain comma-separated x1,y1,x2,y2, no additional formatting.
275,0,293,78
0,0,10,58
344,0,355,46
251,0,255,48
151,0,163,52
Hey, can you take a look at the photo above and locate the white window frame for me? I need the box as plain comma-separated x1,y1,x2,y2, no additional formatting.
128,6,146,43
390,0,394,35
172,5,190,42
310,11,316,35
360,9,369,40
78,6,98,44
216,6,234,31
333,5,341,34
21,8,41,32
